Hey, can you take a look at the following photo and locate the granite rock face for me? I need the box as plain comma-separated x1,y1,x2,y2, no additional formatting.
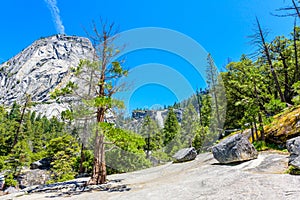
17,169,51,189
172,147,197,163
0,34,94,118
286,136,300,169
212,133,258,164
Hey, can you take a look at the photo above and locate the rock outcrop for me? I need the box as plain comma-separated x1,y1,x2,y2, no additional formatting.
123,108,183,132
212,133,258,164
286,136,300,169
17,169,51,189
172,147,197,163
264,107,300,146
0,34,94,118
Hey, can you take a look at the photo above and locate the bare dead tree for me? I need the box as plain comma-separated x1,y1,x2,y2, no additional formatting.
251,17,286,104
273,0,300,18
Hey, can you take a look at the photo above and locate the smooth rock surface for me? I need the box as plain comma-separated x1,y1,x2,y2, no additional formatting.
286,136,300,169
212,133,258,164
4,152,300,200
172,147,197,163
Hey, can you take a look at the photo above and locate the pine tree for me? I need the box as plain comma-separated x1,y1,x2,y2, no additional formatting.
163,107,181,155
181,102,198,147
140,116,163,158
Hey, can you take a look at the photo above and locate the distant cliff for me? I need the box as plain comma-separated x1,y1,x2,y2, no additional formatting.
120,109,183,133
0,34,94,117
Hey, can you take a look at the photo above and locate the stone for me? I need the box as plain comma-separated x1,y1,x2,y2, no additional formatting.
4,186,18,194
17,169,51,189
30,158,51,170
286,136,300,169
212,133,258,164
0,175,4,190
172,147,197,163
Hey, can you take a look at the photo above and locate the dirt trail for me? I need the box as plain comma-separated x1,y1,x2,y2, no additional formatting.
4,151,300,200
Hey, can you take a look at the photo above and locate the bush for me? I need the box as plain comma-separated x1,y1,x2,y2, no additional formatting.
5,173,18,187
253,141,268,151
151,150,172,162
286,165,300,175
253,141,287,152
74,149,94,175
46,135,80,183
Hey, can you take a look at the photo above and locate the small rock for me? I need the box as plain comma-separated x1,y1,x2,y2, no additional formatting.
286,136,300,169
0,175,5,190
30,158,51,170
212,133,258,164
4,186,18,194
172,147,197,163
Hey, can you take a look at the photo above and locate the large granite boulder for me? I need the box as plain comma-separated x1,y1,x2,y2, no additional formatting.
172,147,197,163
17,169,51,189
286,136,300,169
212,134,258,164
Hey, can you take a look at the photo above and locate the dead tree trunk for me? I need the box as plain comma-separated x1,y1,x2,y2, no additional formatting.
12,95,30,149
256,18,286,103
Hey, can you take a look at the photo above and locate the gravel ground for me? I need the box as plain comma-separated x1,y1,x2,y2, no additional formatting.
2,151,300,200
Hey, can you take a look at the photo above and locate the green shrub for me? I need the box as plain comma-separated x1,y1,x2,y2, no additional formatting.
47,135,80,183
286,165,300,175
5,173,18,187
253,141,287,152
253,141,268,151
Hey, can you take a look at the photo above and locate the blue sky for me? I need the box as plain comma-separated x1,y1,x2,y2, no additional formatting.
0,0,296,112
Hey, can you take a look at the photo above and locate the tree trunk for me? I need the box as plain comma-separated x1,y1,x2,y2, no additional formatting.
146,132,150,159
89,130,106,184
196,89,203,126
251,123,255,142
281,56,292,103
207,55,222,135
256,18,286,103
79,143,86,174
12,96,29,149
253,118,259,141
293,19,299,83
89,106,106,184
258,112,265,141
292,0,300,18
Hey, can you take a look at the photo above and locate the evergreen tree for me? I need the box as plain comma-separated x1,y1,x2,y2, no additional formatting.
47,134,80,183
140,116,163,158
180,102,198,147
206,54,226,140
163,107,181,155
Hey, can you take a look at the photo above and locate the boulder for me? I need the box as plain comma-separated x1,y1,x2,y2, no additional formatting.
30,158,51,170
17,169,51,189
212,133,258,164
0,175,4,190
172,147,197,163
4,186,18,194
286,136,300,169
